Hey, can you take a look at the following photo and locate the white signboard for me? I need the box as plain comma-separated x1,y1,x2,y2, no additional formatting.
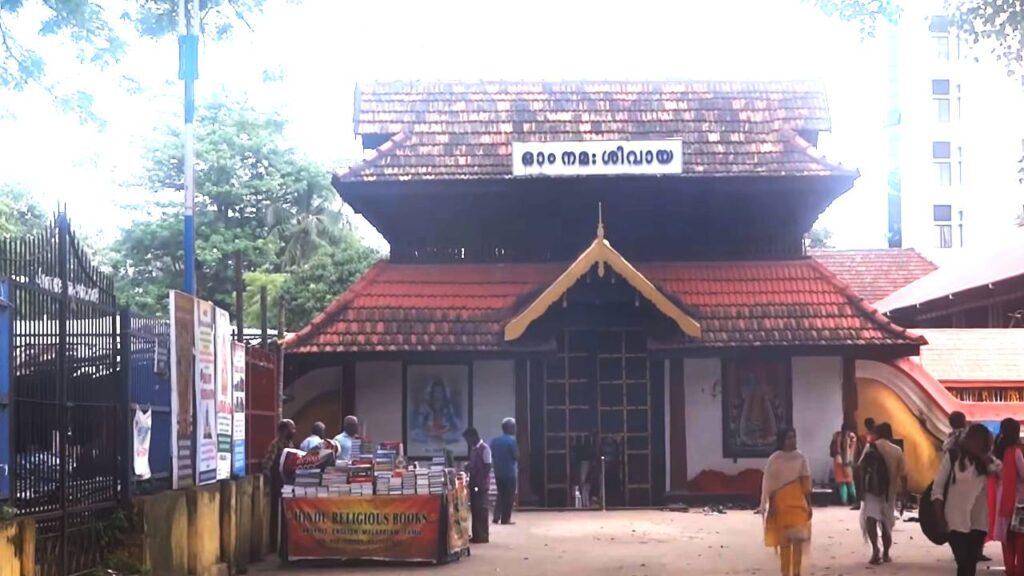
231,341,247,478
194,299,218,485
512,140,683,177
214,307,233,480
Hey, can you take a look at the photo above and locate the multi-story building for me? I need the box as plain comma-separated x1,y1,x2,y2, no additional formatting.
884,0,1024,265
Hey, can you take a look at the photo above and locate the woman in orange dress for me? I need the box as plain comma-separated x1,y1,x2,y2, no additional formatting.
759,427,813,576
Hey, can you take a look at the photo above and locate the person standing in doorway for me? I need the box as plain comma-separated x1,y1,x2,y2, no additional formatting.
463,427,492,544
933,424,999,576
333,415,359,460
299,421,326,452
989,418,1024,575
831,423,859,507
859,422,907,565
759,427,813,576
491,418,519,525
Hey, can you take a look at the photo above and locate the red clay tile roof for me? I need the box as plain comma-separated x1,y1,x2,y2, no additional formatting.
809,248,937,304
283,259,922,353
338,80,855,182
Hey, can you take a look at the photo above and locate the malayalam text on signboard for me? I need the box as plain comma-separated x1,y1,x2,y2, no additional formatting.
285,496,442,561
512,140,683,177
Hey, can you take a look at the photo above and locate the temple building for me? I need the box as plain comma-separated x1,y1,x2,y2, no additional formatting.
283,81,938,507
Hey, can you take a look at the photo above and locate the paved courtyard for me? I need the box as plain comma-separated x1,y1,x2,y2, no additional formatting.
255,506,981,575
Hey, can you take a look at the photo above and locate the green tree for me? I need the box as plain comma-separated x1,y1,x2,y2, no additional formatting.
0,184,47,236
806,226,834,249
109,100,380,328
0,0,263,119
280,233,381,330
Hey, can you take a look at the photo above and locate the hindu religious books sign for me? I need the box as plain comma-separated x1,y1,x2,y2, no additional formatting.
284,496,442,561
194,299,218,485
169,290,195,489
511,139,683,177
405,364,469,458
721,358,793,458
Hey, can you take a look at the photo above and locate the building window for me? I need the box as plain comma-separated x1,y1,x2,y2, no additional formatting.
929,15,950,33
935,204,953,248
934,141,952,187
934,34,951,61
932,79,951,123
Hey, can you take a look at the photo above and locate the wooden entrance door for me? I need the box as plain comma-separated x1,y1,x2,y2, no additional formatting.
543,329,652,507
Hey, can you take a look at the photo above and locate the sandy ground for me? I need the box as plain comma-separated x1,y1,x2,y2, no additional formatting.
253,506,992,575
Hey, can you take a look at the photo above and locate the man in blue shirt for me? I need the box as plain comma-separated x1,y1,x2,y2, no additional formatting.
490,418,519,525
333,415,359,460
299,421,326,452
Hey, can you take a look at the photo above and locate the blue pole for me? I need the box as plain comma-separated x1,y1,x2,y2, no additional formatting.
179,0,199,295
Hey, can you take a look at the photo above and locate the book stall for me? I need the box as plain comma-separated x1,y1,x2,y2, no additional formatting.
280,441,472,565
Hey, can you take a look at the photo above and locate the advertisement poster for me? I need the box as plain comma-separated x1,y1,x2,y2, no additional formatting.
169,290,195,489
405,364,469,458
231,341,247,478
194,299,218,485
285,496,442,561
447,483,471,554
215,307,233,480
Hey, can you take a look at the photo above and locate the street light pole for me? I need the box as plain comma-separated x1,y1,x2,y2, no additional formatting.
178,0,199,295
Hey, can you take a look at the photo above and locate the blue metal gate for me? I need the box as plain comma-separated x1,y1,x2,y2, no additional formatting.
0,280,11,501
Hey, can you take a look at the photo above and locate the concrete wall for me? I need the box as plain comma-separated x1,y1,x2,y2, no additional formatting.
792,357,845,482
132,489,189,576
684,356,844,484
187,483,223,576
354,361,403,444
472,360,516,443
0,518,34,576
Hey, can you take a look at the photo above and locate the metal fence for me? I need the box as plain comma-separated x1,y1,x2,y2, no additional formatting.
0,214,122,576
123,312,172,496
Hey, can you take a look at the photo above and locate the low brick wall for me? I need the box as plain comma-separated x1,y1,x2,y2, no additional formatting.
0,518,35,576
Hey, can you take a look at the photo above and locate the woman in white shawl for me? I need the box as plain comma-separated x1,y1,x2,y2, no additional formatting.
759,427,813,576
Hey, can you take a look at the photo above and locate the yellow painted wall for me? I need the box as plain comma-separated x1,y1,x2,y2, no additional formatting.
856,377,943,493
0,518,35,576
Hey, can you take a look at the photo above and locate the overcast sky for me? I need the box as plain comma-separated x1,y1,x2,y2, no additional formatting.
0,0,893,251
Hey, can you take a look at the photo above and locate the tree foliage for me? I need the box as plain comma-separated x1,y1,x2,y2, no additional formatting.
0,184,47,236
805,225,834,249
0,0,263,119
810,0,1024,74
109,100,381,328
806,0,901,37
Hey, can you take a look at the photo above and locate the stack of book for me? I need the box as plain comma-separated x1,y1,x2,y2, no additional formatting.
401,470,416,495
350,438,363,457
294,468,323,488
374,471,392,495
428,469,446,495
378,441,404,457
350,480,373,496
415,469,431,495
322,461,349,489
281,484,295,498
373,449,397,475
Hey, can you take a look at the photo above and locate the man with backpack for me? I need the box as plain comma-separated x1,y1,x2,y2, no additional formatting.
859,422,907,565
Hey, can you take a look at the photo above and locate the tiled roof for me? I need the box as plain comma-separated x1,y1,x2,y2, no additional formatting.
914,329,1024,382
876,229,1024,313
338,80,855,182
810,248,937,304
283,259,922,353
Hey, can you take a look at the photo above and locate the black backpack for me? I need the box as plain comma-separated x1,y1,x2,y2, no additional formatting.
859,444,891,499
920,449,958,545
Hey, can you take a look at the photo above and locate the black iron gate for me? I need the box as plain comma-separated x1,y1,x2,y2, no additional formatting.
0,214,121,576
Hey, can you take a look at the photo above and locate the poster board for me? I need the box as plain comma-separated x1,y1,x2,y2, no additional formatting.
169,290,195,489
231,340,247,478
405,364,469,458
446,483,471,554
194,299,218,485
721,358,792,458
215,307,233,480
284,496,443,562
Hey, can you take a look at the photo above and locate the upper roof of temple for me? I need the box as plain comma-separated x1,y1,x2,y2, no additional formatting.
337,80,854,182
